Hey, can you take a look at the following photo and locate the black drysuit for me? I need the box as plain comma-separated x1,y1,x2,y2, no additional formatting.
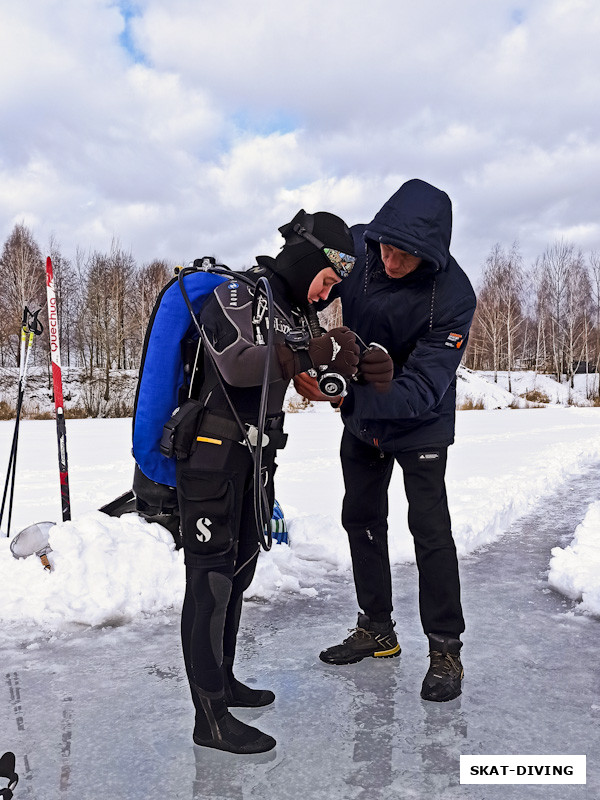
178,268,306,706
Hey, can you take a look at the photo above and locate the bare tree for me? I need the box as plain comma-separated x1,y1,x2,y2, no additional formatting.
563,252,591,388
72,246,95,371
541,240,590,385
134,259,173,361
513,257,552,379
501,243,524,392
470,261,504,380
108,243,137,372
0,223,46,365
542,240,571,379
469,243,524,388
588,251,600,395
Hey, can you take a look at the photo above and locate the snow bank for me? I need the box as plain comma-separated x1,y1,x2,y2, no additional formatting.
547,501,600,617
478,369,596,407
249,513,350,602
3,366,595,420
0,513,184,628
456,367,514,409
0,366,139,417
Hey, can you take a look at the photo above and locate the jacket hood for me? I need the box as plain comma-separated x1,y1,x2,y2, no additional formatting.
364,179,452,272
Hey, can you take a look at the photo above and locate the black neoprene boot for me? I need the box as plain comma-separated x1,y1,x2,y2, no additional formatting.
192,691,276,754
420,634,463,702
319,613,401,665
223,662,275,708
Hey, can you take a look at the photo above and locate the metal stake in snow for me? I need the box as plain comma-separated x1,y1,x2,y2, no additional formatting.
46,256,71,521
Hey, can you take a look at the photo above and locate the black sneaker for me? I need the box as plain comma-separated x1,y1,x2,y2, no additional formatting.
420,634,463,702
319,613,401,665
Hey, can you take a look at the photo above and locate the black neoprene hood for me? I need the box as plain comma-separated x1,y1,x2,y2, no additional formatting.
271,209,355,308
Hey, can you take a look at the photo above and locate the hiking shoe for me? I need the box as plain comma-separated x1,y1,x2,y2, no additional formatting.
420,634,463,702
319,613,401,665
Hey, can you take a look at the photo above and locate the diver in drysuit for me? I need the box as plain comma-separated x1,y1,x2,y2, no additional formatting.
179,210,359,753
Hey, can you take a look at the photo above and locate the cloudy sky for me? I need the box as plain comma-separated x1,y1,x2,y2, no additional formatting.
1,0,599,285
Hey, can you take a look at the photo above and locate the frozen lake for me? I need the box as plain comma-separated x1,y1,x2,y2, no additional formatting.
2,465,599,799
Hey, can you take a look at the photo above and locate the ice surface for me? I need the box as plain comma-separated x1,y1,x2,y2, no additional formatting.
1,466,598,799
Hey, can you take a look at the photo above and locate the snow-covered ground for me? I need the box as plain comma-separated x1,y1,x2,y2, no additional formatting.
1,371,600,634
458,367,598,408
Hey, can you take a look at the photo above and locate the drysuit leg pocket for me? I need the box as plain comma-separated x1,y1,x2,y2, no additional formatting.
178,471,236,556
160,399,205,460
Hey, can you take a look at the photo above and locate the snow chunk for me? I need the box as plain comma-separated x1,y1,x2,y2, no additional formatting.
548,501,600,617
248,512,351,602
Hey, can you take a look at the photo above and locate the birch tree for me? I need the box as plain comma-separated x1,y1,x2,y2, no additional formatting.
471,243,524,388
541,240,589,385
0,223,46,365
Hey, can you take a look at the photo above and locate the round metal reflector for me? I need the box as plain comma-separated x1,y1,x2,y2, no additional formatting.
10,521,54,559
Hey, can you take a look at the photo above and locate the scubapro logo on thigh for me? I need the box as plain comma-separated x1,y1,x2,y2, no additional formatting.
196,518,213,543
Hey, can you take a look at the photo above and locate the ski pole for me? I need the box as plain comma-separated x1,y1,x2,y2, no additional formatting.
1,307,43,536
0,311,27,534
46,256,71,521
6,308,43,535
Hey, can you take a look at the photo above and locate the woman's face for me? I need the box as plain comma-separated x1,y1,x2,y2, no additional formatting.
307,267,341,303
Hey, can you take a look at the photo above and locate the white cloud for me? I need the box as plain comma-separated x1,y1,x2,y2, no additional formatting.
1,0,600,280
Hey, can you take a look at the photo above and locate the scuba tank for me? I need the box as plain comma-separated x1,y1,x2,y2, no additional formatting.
132,262,227,493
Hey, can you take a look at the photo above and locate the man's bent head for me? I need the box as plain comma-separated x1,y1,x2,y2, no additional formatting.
380,244,422,279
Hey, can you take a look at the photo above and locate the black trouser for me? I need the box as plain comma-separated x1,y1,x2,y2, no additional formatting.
340,428,465,638
178,434,276,701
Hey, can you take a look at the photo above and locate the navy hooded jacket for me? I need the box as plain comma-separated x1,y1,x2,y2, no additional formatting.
334,179,476,452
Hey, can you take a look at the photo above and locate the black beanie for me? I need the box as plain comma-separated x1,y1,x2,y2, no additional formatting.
270,210,355,308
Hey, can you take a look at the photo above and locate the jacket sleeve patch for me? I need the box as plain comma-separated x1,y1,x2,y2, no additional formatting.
445,332,464,349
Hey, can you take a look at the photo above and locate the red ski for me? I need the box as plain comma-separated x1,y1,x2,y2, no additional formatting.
45,256,71,521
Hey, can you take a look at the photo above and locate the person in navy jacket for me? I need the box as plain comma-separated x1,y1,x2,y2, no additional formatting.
295,178,476,701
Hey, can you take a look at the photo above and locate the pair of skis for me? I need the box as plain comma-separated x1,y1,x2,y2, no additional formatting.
0,257,70,537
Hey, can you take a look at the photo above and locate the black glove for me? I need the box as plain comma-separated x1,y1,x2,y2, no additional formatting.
277,326,359,380
308,326,360,377
359,347,394,392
